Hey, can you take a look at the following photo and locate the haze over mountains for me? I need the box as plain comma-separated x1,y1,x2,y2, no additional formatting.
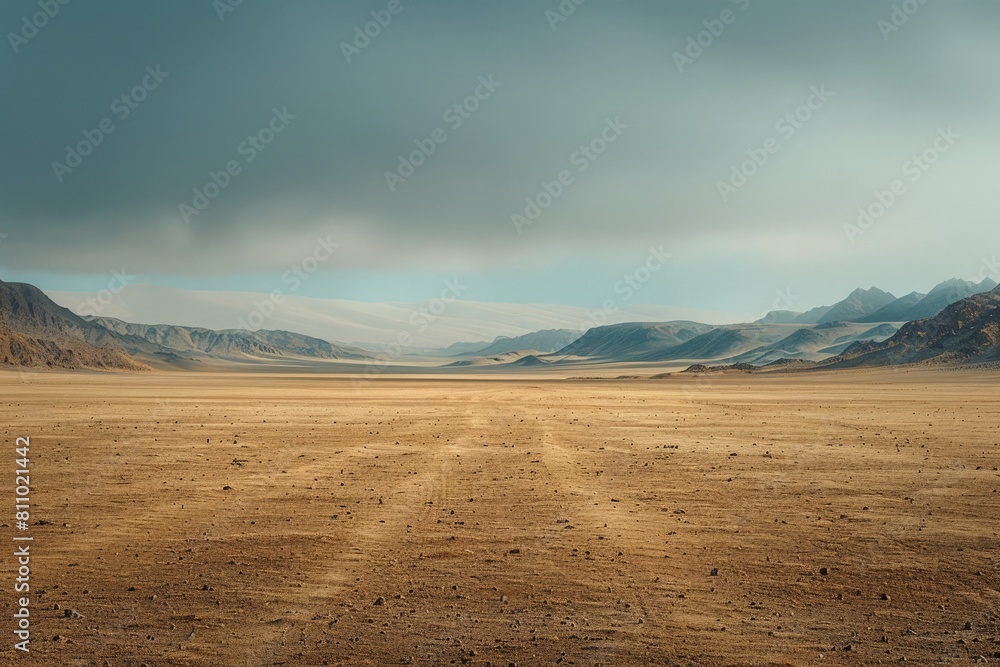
454,329,583,358
0,280,371,370
2,276,999,372
44,284,744,349
90,317,370,362
757,279,997,326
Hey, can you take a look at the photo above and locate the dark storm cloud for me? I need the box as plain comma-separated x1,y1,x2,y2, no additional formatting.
1,0,998,285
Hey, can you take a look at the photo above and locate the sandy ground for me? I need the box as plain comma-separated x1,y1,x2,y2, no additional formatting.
0,367,999,666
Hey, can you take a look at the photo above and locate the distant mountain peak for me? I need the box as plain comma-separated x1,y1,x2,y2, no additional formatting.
815,287,896,325
827,287,1000,367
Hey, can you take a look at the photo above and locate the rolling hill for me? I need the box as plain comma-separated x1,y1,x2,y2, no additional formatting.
461,329,581,357
552,321,714,360
728,322,896,364
89,317,370,360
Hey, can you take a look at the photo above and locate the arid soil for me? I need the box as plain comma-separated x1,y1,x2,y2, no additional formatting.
1,368,999,666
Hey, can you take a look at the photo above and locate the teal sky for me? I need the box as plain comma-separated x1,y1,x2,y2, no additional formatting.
1,1,998,315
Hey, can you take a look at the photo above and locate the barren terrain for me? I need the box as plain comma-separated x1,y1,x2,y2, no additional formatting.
1,368,999,666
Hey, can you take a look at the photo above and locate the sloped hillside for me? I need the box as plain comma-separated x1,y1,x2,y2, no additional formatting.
0,281,151,370
827,285,1000,367
553,321,713,360
0,317,149,371
89,317,369,360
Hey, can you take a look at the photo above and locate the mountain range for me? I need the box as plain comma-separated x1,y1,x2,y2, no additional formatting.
0,280,370,370
826,283,1000,367
3,276,1000,372
90,317,369,362
44,284,743,349
759,278,997,325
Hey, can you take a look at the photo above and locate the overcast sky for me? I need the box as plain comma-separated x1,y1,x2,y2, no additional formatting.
1,0,998,314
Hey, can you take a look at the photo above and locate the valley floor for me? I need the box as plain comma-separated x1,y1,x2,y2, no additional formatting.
1,368,998,665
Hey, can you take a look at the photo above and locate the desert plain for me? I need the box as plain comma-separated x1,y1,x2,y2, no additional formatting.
0,367,998,666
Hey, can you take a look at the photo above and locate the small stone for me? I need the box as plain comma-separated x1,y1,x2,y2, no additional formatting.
373,597,384,606
880,593,891,601
710,568,719,576
820,567,829,576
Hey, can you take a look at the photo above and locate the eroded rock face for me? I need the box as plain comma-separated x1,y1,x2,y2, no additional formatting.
829,285,1000,367
0,281,150,371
